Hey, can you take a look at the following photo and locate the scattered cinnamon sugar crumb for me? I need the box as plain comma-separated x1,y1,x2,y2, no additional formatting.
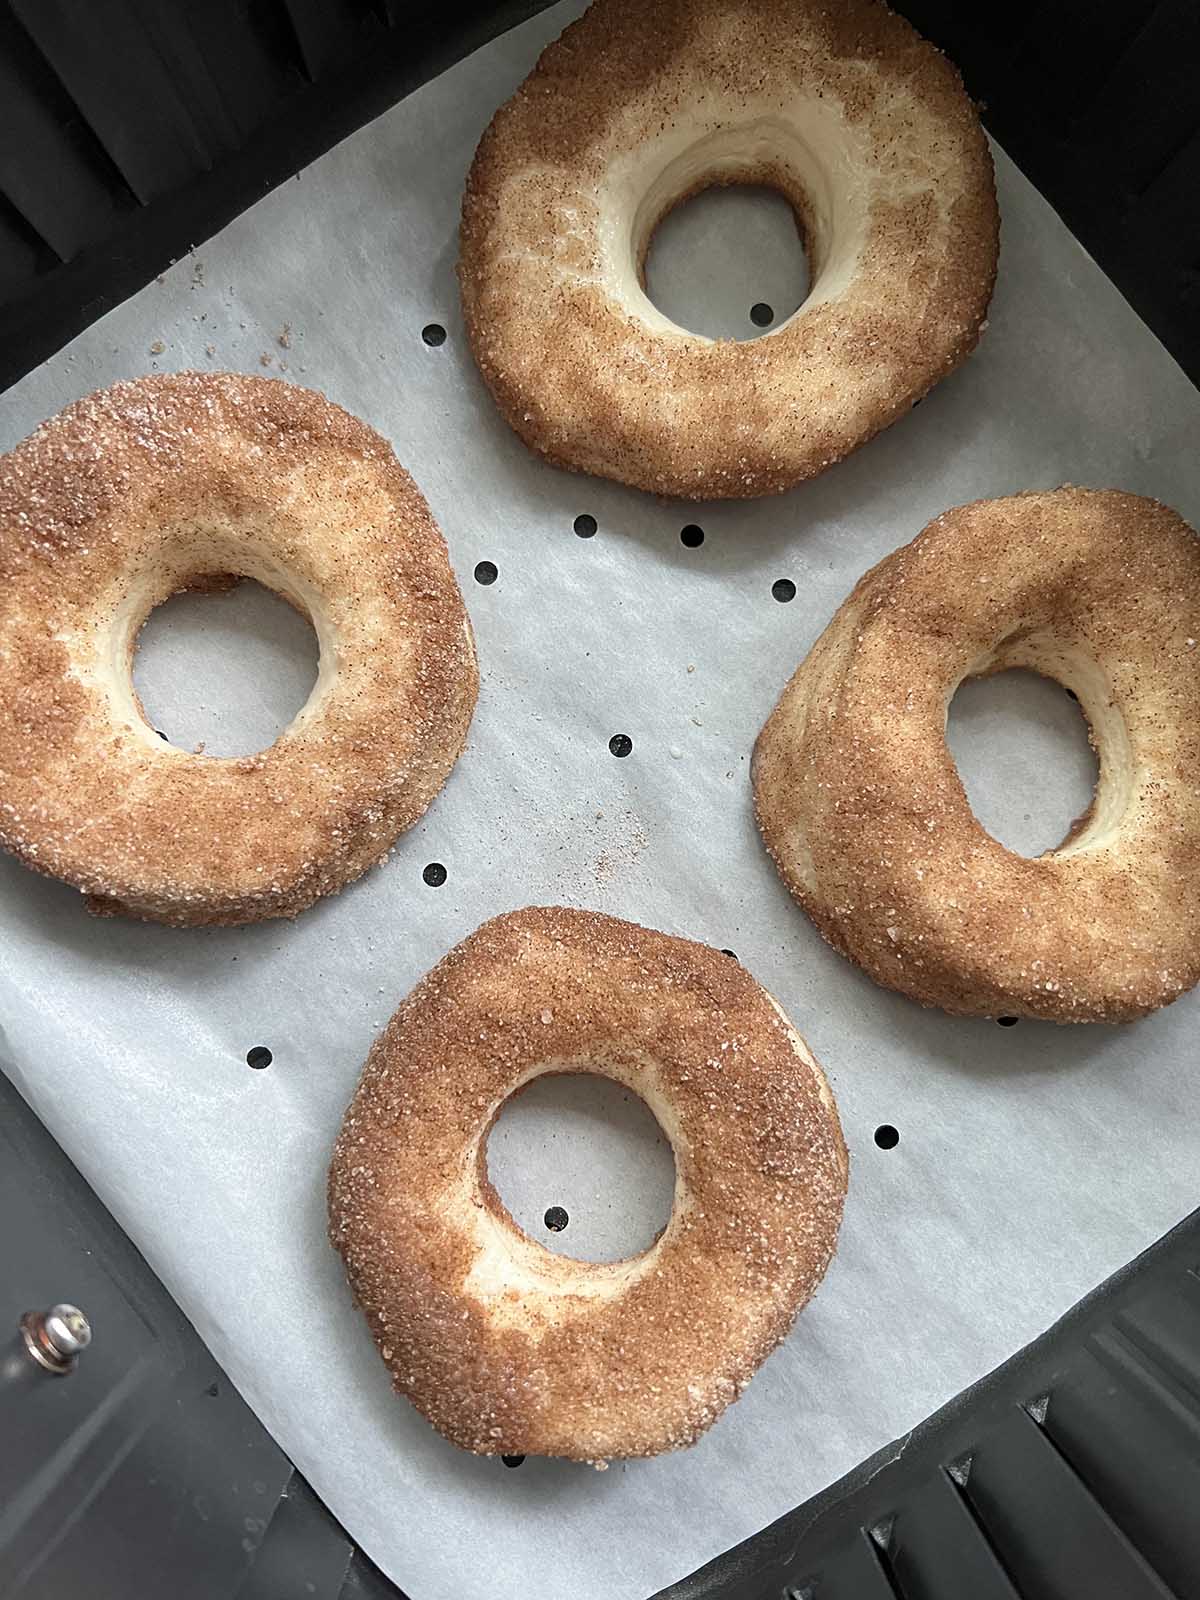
591,808,647,885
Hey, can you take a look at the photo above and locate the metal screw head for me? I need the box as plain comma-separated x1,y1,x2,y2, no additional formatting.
44,1305,91,1357
19,1304,91,1374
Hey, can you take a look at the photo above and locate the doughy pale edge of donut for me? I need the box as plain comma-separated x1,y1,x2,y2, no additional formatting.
462,1017,844,1330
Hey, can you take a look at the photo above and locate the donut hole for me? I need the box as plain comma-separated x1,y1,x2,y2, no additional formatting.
643,184,810,341
486,1073,676,1263
133,578,319,757
946,669,1099,857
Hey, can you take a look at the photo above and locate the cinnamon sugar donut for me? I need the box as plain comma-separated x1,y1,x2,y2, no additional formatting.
753,489,1200,1022
0,372,478,925
459,0,998,499
328,906,847,1461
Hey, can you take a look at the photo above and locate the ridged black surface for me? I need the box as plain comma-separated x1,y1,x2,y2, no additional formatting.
0,0,548,391
660,1213,1200,1600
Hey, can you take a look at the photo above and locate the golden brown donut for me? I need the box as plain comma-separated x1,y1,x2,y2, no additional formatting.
459,0,998,499
328,906,847,1461
753,489,1200,1023
0,372,478,925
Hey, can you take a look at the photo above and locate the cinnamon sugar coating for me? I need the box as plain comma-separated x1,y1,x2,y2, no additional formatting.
328,907,847,1460
460,0,998,499
0,372,478,924
754,490,1200,1021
